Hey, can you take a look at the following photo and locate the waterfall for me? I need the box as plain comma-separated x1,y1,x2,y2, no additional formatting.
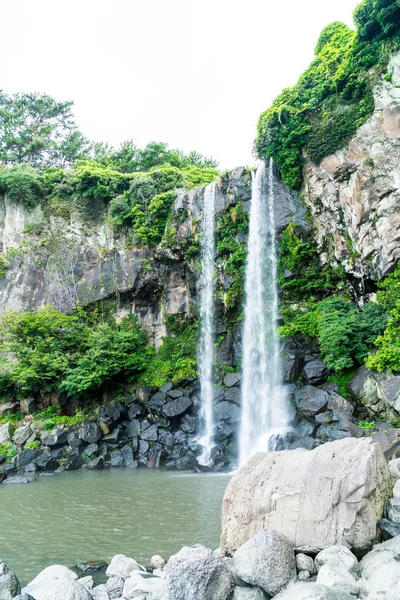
197,182,217,466
239,159,288,466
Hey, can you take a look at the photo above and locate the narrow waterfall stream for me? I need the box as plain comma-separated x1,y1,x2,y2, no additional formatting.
197,182,217,465
239,160,289,466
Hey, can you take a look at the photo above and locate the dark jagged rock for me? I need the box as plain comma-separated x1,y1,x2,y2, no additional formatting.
78,422,102,444
63,453,84,471
162,396,192,418
295,387,330,418
377,518,400,540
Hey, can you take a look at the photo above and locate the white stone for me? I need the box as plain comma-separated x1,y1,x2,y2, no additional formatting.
221,438,391,555
106,554,145,580
393,479,400,500
0,423,13,445
78,576,94,590
297,571,310,581
25,564,78,588
316,565,358,588
0,560,21,600
131,576,166,600
388,458,400,484
315,546,358,573
24,579,93,600
358,535,400,597
151,555,166,570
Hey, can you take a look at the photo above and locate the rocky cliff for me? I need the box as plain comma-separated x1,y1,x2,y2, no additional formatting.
303,51,400,284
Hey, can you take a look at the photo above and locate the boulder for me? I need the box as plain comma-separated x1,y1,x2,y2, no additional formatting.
0,423,14,444
358,535,400,598
314,547,357,573
20,398,36,414
78,422,101,444
104,575,124,599
0,402,17,418
377,517,400,539
273,582,354,599
294,386,329,417
43,428,68,447
316,565,358,589
148,392,167,413
165,544,235,600
13,425,32,446
91,584,110,599
388,458,400,484
349,366,400,416
214,402,241,423
327,393,354,417
106,555,145,580
223,373,241,388
151,555,166,570
0,560,21,600
140,424,158,441
24,565,78,587
221,438,391,555
162,397,192,418
231,529,296,596
63,453,84,471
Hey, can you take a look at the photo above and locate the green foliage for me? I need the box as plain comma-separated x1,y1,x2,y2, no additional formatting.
141,314,198,387
358,419,376,432
278,223,347,300
327,368,358,398
59,316,151,397
0,91,90,167
255,4,400,189
354,0,400,40
216,203,249,316
72,161,130,201
0,442,17,462
0,307,150,398
0,256,8,278
25,440,41,449
0,165,44,207
281,297,389,371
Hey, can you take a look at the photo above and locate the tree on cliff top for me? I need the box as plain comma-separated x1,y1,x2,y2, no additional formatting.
0,91,91,167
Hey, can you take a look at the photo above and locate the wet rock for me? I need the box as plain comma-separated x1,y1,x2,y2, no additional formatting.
167,389,185,399
85,443,98,457
97,402,122,424
34,451,59,471
147,392,167,413
180,414,196,434
110,450,124,467
162,396,192,418
223,373,241,388
158,430,174,446
15,449,39,468
43,428,68,447
86,456,105,470
63,453,84,471
2,475,35,484
67,432,82,449
377,517,400,539
121,445,137,469
214,401,241,423
77,560,108,574
224,387,241,405
102,429,120,443
125,419,140,438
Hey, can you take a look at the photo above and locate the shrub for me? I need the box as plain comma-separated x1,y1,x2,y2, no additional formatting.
0,165,44,207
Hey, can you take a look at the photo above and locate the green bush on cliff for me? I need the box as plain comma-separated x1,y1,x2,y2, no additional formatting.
141,314,198,387
365,264,400,372
281,297,389,371
278,223,346,300
255,0,400,189
0,165,44,207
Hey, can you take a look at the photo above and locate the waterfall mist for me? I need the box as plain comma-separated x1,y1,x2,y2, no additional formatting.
197,182,217,465
239,160,289,466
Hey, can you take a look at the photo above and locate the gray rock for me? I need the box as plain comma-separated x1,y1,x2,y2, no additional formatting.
294,386,329,417
224,387,241,405
85,443,98,457
160,382,173,393
162,397,192,418
296,553,314,574
180,414,196,434
377,517,400,539
63,453,84,471
97,403,122,425
302,360,329,385
315,547,357,574
110,450,124,467
281,351,304,384
23,579,93,600
147,392,167,413
214,401,241,423
316,565,359,591
105,575,124,599
106,554,145,580
125,419,140,438
223,373,241,388
297,571,310,581
34,451,59,471
0,423,14,444
327,393,354,417
102,429,120,443
140,424,158,441
43,428,68,447
358,534,400,597
20,397,36,414
2,476,34,484
86,456,105,470
78,422,101,444
13,425,32,446
167,389,185,399
231,529,296,596
67,432,82,449
0,560,20,599
15,449,39,468
12,595,35,600
165,544,235,600
158,430,174,446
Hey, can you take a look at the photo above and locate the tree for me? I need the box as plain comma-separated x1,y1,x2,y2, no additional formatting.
0,91,90,167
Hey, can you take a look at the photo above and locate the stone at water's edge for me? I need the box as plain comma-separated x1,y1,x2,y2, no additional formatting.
0,560,21,600
220,438,391,555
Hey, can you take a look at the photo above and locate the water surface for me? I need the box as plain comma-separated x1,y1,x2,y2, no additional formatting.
0,469,230,585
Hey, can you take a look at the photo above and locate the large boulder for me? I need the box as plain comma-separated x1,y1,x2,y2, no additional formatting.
349,366,400,416
105,554,145,580
358,535,400,598
0,560,21,600
221,438,391,555
24,579,93,600
231,529,296,596
165,544,235,600
294,386,329,417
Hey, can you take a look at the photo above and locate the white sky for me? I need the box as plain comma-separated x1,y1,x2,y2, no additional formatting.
1,0,359,169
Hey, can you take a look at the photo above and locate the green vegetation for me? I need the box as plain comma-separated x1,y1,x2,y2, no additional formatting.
358,419,376,432
365,264,400,372
278,222,347,301
0,165,44,207
281,297,389,371
141,314,198,388
255,0,400,189
0,307,151,399
216,202,249,317
327,369,357,398
0,442,18,462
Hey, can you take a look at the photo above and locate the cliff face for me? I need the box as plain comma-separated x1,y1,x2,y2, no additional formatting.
303,51,400,282
0,167,305,356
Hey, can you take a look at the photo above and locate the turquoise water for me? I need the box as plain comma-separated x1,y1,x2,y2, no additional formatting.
0,469,230,585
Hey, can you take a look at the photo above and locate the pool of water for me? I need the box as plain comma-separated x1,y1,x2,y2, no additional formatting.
0,469,231,585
